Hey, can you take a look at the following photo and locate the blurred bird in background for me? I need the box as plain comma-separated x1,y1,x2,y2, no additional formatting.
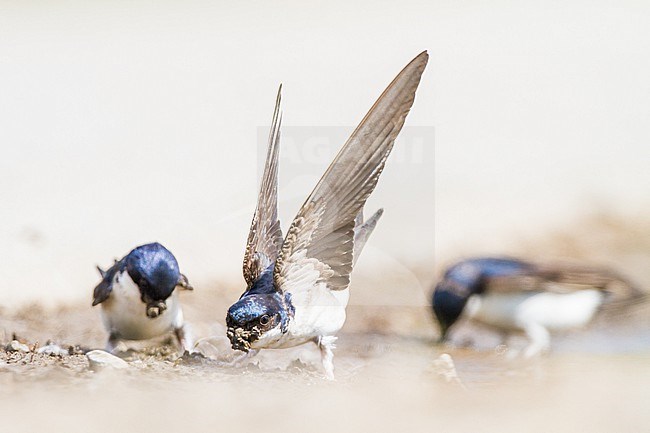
432,257,645,357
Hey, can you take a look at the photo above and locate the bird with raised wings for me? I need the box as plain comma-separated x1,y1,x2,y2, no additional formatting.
432,257,645,357
225,51,428,379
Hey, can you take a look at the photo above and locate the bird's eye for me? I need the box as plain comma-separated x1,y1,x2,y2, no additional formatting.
259,314,270,325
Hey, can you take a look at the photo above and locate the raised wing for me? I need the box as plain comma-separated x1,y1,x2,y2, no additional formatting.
274,52,428,294
92,259,124,306
242,86,284,288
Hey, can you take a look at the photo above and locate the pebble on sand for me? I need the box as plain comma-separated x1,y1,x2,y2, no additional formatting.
7,340,31,353
86,350,129,371
37,343,70,357
433,353,465,388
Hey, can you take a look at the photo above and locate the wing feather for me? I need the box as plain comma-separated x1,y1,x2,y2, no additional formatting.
485,262,645,307
92,259,124,306
242,86,284,287
274,52,428,294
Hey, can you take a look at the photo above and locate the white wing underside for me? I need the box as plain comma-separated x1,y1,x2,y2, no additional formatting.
276,207,386,307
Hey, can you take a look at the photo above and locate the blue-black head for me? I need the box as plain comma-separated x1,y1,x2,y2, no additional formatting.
431,257,534,342
432,281,472,343
226,291,293,352
431,260,487,343
125,242,181,317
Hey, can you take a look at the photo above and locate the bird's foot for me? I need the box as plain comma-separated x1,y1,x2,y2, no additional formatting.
174,324,195,354
225,349,259,368
317,335,337,381
522,323,551,358
106,335,128,354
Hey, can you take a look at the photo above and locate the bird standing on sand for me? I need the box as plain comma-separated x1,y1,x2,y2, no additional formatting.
225,51,429,379
92,242,194,353
432,257,645,356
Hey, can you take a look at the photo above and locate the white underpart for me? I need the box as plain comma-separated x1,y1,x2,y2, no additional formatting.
250,284,349,350
249,276,349,380
100,271,184,342
464,289,604,356
248,219,370,379
289,283,349,341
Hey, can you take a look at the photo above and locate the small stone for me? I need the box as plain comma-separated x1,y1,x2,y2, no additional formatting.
68,345,86,356
7,340,31,353
37,343,69,357
86,350,129,370
433,353,465,388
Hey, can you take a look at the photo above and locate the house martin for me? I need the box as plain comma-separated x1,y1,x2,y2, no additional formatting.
226,51,428,379
92,242,194,353
432,257,645,356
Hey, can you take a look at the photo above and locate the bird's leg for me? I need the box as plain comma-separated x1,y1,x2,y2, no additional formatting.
174,324,195,354
317,335,337,381
495,330,511,356
499,330,509,346
522,323,551,358
106,333,122,354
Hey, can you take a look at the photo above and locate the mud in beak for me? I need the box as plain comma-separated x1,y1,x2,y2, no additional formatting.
146,301,167,318
226,327,254,352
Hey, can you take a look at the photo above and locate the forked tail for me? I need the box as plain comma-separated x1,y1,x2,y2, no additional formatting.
353,208,384,265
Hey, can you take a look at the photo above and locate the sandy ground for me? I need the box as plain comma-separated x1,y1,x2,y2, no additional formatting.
0,213,649,432
1,301,650,433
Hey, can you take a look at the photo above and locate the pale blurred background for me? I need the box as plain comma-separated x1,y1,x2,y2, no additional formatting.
1,0,649,309
2,2,650,432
